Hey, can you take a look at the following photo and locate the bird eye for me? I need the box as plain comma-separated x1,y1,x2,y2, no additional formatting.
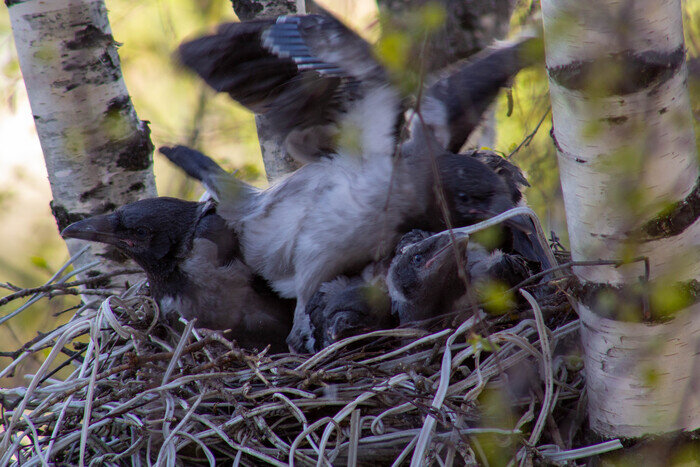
135,227,149,237
412,254,423,265
457,191,469,201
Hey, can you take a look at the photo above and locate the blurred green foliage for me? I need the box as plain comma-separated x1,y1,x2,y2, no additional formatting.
473,387,518,465
375,1,447,94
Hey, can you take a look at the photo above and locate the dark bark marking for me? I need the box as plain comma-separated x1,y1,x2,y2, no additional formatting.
230,0,265,20
106,95,131,113
65,25,114,50
80,182,106,202
573,278,700,322
50,202,89,232
51,201,120,232
548,47,685,96
640,178,700,240
231,0,298,20
5,0,25,6
115,122,154,172
61,26,121,92
575,158,587,164
62,51,121,91
128,182,145,193
602,116,628,125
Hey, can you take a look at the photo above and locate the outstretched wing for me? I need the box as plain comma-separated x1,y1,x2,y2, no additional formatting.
178,14,400,159
416,36,542,153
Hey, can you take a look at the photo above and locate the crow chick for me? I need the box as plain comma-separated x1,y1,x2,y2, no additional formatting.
387,230,531,325
61,198,294,353
172,13,537,352
177,13,537,165
306,273,395,352
436,150,555,273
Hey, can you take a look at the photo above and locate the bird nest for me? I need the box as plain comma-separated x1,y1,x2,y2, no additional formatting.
0,247,626,466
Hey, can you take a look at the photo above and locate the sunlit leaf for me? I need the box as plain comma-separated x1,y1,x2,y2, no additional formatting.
30,256,50,271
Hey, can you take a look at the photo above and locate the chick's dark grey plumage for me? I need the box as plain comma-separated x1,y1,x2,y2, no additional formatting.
61,198,294,353
387,229,531,325
433,150,554,273
173,12,538,352
304,227,533,350
306,274,395,352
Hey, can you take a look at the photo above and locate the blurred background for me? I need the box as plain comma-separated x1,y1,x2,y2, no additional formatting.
0,0,697,387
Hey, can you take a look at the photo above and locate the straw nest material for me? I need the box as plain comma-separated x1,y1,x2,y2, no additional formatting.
1,243,626,466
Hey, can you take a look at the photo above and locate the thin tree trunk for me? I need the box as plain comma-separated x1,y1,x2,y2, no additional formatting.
231,0,306,180
8,0,157,285
542,0,700,437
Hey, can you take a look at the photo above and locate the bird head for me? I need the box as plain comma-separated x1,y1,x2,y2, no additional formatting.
466,149,530,205
387,230,469,323
61,198,203,278
436,153,532,236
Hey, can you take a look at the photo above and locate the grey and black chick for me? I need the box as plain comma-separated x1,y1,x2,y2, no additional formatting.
306,272,395,351
435,150,554,273
170,12,538,352
387,229,531,326
160,141,523,353
61,198,294,353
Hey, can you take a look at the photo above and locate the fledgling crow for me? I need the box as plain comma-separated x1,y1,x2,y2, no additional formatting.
306,272,395,351
172,13,538,352
387,229,532,325
436,150,555,273
61,198,294,353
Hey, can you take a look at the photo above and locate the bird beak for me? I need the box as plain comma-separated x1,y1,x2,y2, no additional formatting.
61,214,121,246
503,214,533,234
424,232,470,269
488,195,533,234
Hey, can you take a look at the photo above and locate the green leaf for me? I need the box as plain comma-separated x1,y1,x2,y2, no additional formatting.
30,256,50,271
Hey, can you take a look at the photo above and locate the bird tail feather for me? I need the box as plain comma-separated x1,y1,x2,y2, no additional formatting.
159,145,257,207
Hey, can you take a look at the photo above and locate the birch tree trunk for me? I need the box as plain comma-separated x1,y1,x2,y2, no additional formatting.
542,0,700,437
231,0,306,180
8,0,157,285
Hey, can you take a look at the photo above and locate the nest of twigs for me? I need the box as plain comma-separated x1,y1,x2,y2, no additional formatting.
0,245,628,466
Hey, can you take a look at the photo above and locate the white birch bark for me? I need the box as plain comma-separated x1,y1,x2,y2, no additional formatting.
542,0,700,437
231,0,306,180
9,0,157,285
